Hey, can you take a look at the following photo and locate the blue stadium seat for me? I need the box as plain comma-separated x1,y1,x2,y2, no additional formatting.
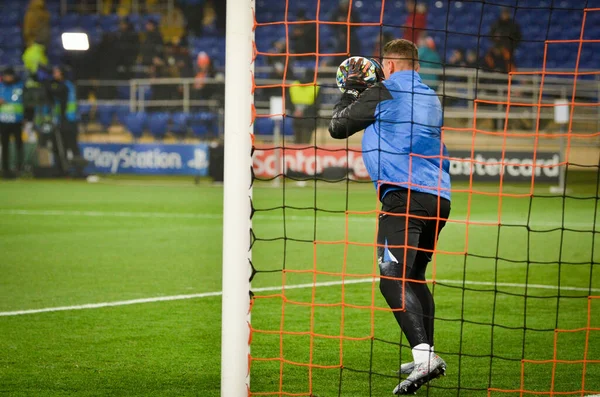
142,14,161,26
254,117,274,135
100,14,120,32
4,1,23,13
283,116,294,136
79,14,100,30
114,105,130,125
171,112,190,136
124,112,147,139
147,112,170,138
190,111,217,137
3,11,21,26
60,14,81,29
78,103,92,123
96,104,116,129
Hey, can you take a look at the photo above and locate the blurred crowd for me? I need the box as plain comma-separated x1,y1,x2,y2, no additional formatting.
267,0,522,85
16,0,523,111
19,0,226,105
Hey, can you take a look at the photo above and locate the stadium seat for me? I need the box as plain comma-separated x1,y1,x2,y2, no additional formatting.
79,14,100,30
78,103,92,123
96,104,116,129
124,112,147,139
254,117,274,135
147,112,170,138
190,112,216,137
100,14,120,32
4,11,20,26
283,116,294,136
115,105,130,125
171,112,190,136
60,14,81,29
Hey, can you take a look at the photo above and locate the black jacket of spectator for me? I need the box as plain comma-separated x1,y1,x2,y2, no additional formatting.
291,10,317,54
490,12,522,55
115,20,139,79
329,2,361,63
139,22,164,66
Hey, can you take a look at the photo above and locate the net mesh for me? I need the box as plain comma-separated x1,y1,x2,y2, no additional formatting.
248,1,600,395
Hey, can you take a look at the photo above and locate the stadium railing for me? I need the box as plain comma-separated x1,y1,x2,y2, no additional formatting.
253,67,600,128
72,70,599,142
58,0,175,16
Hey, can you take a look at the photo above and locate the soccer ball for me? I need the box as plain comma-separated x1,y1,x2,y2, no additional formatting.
336,56,380,93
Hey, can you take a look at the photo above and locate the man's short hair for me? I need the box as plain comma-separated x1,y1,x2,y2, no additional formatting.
383,39,419,63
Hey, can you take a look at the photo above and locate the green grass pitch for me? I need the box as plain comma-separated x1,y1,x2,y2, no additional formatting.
0,177,598,396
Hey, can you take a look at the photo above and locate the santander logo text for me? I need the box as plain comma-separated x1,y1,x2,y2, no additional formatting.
253,146,369,179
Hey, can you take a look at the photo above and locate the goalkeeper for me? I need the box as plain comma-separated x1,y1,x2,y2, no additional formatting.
328,39,451,395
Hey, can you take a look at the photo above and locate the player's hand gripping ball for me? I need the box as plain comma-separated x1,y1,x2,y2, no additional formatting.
336,56,384,95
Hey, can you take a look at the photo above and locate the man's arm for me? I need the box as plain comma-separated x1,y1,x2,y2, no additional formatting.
328,84,391,139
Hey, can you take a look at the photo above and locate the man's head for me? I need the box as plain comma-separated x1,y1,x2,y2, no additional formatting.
2,68,16,84
382,38,419,78
53,66,64,81
500,7,511,21
119,18,133,32
145,19,157,31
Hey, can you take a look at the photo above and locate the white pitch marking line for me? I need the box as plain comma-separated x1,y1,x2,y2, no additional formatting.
0,209,597,229
1,278,598,317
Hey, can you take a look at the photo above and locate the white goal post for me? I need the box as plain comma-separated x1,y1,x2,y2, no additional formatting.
221,0,254,395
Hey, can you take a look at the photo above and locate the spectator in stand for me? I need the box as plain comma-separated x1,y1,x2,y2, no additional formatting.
268,39,294,80
482,44,513,73
201,0,218,35
403,1,427,43
116,0,133,16
168,37,194,78
291,10,317,55
23,0,50,49
260,39,294,101
160,6,187,43
148,58,172,108
448,49,466,68
465,50,479,68
191,52,219,102
114,18,139,80
490,7,522,59
100,0,115,14
417,34,442,91
329,0,361,61
288,69,320,144
145,0,159,14
138,19,164,67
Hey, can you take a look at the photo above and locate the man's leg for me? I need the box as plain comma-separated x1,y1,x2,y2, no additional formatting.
409,194,451,346
378,190,430,348
11,123,24,172
0,124,11,175
381,191,450,394
66,122,81,157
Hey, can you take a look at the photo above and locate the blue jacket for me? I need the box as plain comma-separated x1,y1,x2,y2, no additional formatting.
50,79,78,123
0,81,24,123
328,70,451,201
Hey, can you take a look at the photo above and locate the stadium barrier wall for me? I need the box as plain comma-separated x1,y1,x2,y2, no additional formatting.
79,142,209,175
252,144,561,182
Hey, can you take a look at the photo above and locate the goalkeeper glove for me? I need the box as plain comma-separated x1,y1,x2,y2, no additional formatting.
345,57,370,98
345,57,384,98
